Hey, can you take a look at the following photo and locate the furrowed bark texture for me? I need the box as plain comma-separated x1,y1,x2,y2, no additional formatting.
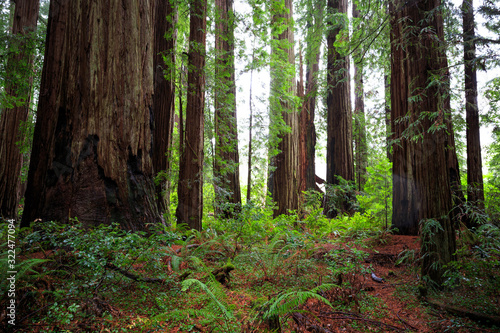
463,0,484,210
214,0,241,216
299,0,321,195
153,0,177,215
353,1,367,192
390,0,456,283
0,0,39,220
324,0,353,217
269,0,299,217
176,0,206,230
22,0,160,230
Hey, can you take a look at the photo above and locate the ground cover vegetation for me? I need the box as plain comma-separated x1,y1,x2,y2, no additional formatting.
1,0,500,331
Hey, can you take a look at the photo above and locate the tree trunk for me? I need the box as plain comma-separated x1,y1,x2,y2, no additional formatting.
324,0,353,217
176,0,206,230
0,0,39,220
269,0,299,217
390,0,419,235
463,0,484,213
21,0,160,230
352,0,367,192
214,0,241,217
153,0,177,217
390,0,456,283
299,0,321,196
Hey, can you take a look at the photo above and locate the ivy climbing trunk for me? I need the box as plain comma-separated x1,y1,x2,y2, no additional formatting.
390,0,456,283
214,0,241,217
324,0,353,217
463,0,484,212
269,0,299,217
0,0,39,220
176,0,206,230
21,0,160,230
153,0,177,216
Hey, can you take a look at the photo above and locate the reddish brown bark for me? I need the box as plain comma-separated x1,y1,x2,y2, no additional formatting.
176,0,207,230
22,0,160,230
153,0,177,215
0,0,39,220
324,0,353,217
390,0,456,283
269,0,299,217
463,0,484,212
353,1,367,192
214,0,241,216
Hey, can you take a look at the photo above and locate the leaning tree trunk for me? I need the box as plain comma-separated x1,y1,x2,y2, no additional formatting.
214,0,241,217
176,0,207,230
0,0,39,220
269,0,299,217
463,0,484,214
21,0,160,230
324,0,353,218
153,0,177,216
390,0,456,284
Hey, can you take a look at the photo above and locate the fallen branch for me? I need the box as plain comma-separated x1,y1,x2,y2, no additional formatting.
426,298,500,326
318,312,405,331
105,263,168,284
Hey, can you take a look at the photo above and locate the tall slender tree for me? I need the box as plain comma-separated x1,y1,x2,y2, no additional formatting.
21,0,160,229
463,0,484,212
176,0,207,230
214,0,241,216
390,0,456,283
352,0,367,192
299,0,322,196
324,0,353,217
153,0,177,217
268,0,299,217
0,0,39,220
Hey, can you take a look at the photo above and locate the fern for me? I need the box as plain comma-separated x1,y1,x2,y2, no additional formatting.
261,284,337,323
181,277,234,331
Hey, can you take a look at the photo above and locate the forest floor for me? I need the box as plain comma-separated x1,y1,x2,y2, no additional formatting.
6,223,500,333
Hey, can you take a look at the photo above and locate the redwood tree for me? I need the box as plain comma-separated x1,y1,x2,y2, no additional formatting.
352,0,367,192
153,0,177,215
22,0,160,230
390,0,456,283
324,0,353,217
269,0,299,217
0,0,39,220
214,0,241,216
176,0,207,230
463,0,485,212
299,0,322,195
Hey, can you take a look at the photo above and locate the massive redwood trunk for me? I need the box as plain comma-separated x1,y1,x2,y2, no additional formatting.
214,0,241,216
21,0,160,230
390,0,456,283
176,0,207,230
0,0,39,220
463,0,484,212
153,0,177,215
324,0,353,217
269,0,299,217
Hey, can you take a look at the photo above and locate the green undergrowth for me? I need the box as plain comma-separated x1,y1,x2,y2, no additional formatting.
2,194,499,332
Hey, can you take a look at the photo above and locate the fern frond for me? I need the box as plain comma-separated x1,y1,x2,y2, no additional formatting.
181,278,234,321
263,289,334,320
